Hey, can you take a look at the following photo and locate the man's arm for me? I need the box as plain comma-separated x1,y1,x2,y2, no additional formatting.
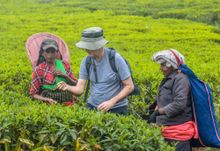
97,76,134,112
57,79,86,96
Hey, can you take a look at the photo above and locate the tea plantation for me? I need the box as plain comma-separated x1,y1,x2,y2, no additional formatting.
0,0,220,150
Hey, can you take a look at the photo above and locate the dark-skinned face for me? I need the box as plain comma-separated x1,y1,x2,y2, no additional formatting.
160,63,173,76
42,48,57,64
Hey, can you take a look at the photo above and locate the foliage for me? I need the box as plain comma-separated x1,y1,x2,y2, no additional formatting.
0,91,173,150
2,0,219,26
0,0,220,150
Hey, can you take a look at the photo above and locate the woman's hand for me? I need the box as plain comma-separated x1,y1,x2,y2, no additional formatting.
45,98,57,105
57,81,69,91
33,94,57,105
54,70,77,86
54,70,67,78
158,107,166,115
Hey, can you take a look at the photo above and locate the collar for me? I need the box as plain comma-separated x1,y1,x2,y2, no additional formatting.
164,70,178,79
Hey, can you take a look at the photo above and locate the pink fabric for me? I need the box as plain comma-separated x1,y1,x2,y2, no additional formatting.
161,121,199,141
26,32,70,68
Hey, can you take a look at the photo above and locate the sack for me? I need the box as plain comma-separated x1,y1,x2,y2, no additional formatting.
179,64,220,148
84,48,140,102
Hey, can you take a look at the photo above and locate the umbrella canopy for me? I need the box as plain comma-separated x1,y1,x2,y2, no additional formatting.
26,32,70,69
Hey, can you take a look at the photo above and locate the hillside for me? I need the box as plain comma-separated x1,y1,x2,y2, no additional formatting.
0,0,219,150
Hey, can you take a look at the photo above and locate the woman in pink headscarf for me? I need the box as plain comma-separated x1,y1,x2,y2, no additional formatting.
151,49,198,151
30,39,77,105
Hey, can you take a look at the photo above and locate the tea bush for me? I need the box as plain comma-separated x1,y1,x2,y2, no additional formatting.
0,0,220,150
0,91,174,150
31,0,220,26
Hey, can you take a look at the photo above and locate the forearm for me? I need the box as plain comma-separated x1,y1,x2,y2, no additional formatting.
110,83,134,105
97,83,134,112
65,85,84,96
158,100,185,117
62,79,86,96
32,94,56,104
160,74,190,117
66,76,77,86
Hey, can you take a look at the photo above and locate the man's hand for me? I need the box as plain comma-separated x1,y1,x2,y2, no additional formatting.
97,100,115,112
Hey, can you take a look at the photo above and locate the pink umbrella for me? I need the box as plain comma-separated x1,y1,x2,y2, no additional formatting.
26,32,70,69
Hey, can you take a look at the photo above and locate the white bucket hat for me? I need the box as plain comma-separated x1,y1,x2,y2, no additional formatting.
152,49,185,69
76,27,108,50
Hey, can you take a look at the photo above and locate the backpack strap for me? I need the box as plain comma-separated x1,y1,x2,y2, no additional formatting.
108,48,140,96
108,48,134,80
84,48,118,102
108,48,117,73
84,56,92,102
